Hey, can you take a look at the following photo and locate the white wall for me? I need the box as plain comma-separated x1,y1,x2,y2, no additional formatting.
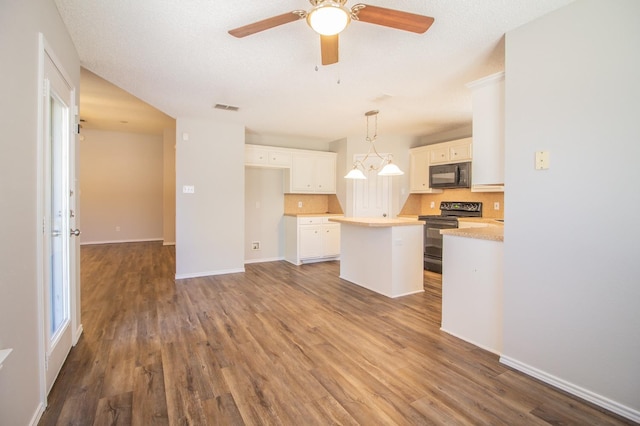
503,0,640,420
80,129,164,244
175,118,245,278
0,1,80,424
244,168,285,263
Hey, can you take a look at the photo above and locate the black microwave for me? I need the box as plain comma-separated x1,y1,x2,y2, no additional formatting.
429,162,471,189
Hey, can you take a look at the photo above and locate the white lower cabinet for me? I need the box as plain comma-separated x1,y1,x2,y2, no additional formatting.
285,216,341,265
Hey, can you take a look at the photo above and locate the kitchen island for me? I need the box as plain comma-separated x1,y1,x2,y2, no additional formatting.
328,217,425,298
440,222,504,354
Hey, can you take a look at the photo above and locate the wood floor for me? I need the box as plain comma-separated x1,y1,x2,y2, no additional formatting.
39,241,633,425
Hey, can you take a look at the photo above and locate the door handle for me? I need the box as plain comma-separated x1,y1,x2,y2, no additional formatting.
70,229,81,237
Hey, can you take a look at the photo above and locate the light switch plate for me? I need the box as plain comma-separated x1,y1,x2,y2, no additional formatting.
182,185,195,194
535,151,550,170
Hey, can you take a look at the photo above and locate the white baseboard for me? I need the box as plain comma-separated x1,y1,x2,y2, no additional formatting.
244,257,284,264
440,327,502,355
73,324,83,345
175,267,245,280
500,355,640,423
29,402,45,426
80,238,163,245
163,241,176,246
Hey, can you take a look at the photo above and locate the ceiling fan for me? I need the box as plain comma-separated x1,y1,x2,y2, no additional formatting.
228,1,434,66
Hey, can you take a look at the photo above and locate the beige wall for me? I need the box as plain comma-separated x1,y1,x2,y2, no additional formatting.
400,189,505,219
80,129,164,244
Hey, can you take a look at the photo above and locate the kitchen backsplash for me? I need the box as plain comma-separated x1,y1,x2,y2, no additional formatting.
284,194,344,215
400,189,504,218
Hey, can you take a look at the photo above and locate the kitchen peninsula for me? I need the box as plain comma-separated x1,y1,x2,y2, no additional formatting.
440,222,504,354
329,217,425,298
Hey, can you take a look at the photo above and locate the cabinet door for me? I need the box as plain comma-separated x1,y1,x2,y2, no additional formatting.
314,156,336,193
449,140,472,163
268,150,292,167
322,224,341,257
410,150,430,192
299,225,323,259
430,146,449,164
245,146,269,166
291,156,316,192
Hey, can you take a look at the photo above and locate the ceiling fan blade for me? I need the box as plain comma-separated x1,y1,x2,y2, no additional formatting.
353,4,434,34
228,12,303,38
321,35,339,65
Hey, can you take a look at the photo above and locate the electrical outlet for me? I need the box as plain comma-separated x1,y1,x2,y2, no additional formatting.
298,201,303,208
494,202,500,210
430,201,435,209
252,241,260,251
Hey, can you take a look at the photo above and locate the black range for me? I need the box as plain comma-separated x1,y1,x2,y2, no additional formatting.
419,201,483,273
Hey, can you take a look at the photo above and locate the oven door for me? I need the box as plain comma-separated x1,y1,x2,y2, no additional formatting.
423,219,458,273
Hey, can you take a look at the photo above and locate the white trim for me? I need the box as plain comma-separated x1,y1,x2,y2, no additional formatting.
80,238,163,245
73,324,83,346
163,241,176,246
175,268,245,280
0,348,13,370
500,355,640,423
244,257,285,264
28,402,45,426
440,327,501,355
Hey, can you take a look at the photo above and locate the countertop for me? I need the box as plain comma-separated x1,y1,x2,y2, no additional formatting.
283,213,344,217
441,225,504,242
329,217,425,227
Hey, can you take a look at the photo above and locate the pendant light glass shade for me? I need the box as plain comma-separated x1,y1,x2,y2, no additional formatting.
307,2,351,36
344,167,367,179
378,161,404,176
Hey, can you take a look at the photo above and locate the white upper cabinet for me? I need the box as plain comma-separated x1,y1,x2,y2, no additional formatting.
244,144,337,194
245,145,292,168
287,152,336,194
409,147,442,194
466,72,505,192
429,138,473,165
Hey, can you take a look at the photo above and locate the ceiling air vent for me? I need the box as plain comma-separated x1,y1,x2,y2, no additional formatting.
213,103,239,112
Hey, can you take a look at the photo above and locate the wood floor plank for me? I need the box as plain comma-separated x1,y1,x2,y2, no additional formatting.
131,352,168,426
38,242,635,425
93,391,133,426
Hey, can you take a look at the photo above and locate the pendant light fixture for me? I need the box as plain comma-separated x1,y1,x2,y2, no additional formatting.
344,110,404,179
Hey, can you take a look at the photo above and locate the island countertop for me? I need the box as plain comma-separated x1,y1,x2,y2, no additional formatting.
329,217,425,227
283,213,344,217
441,226,504,242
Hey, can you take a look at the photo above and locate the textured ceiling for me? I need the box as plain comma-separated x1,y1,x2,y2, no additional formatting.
56,0,575,143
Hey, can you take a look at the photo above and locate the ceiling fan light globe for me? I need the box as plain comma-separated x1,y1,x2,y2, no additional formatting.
307,3,350,36
378,163,404,176
345,168,367,179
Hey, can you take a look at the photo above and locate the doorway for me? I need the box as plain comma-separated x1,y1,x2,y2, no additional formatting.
38,34,81,399
352,153,392,217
